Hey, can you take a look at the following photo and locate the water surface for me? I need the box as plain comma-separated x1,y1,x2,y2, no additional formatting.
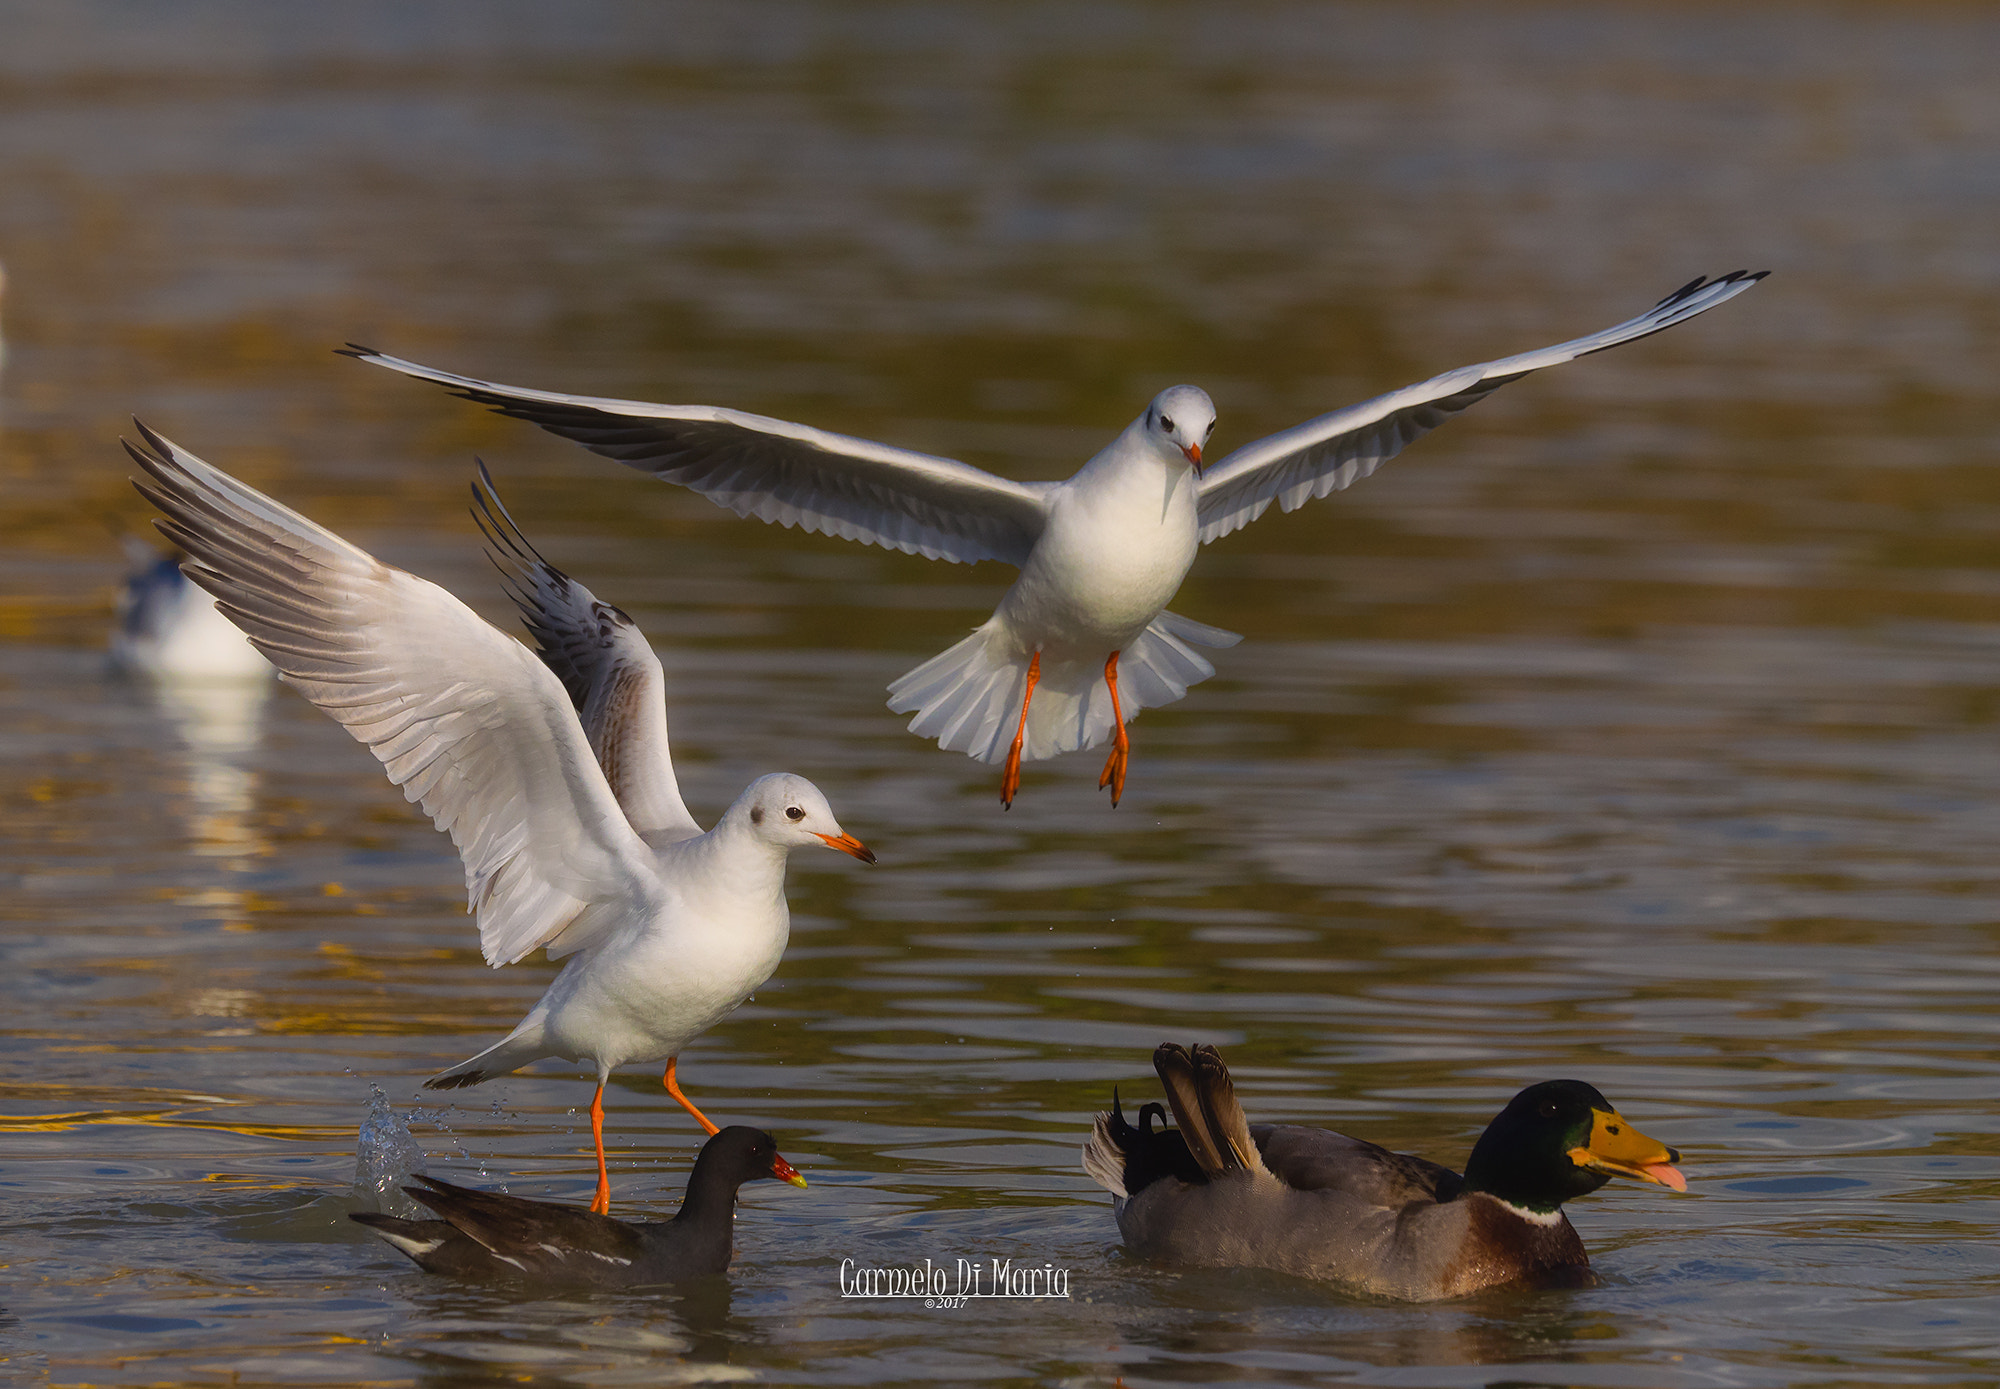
4,4,2000,1384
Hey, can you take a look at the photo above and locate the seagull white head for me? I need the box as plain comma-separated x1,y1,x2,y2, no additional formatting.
733,772,876,862
1143,385,1216,475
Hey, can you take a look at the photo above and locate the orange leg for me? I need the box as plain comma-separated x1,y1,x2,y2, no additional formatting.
999,651,1042,810
664,1056,721,1136
1098,651,1130,806
588,1080,610,1214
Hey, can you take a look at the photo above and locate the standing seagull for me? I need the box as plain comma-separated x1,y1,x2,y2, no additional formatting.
128,427,874,1213
344,270,1764,807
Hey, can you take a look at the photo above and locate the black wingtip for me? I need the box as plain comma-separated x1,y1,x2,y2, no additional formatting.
468,461,551,570
423,1071,484,1091
128,417,175,463
122,420,177,480
469,459,499,527
335,342,379,360
1658,274,1708,308
139,421,173,458
1654,268,1772,310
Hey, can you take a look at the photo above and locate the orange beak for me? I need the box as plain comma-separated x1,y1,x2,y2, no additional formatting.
1182,441,1203,474
772,1152,809,1189
1569,1108,1687,1192
814,831,877,864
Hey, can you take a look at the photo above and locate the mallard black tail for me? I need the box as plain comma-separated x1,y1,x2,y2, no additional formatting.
1083,1042,1269,1197
1084,1087,1207,1198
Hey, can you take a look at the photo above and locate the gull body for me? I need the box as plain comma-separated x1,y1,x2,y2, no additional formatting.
892,384,1221,801
346,271,1765,805
433,769,846,1097
128,430,872,1212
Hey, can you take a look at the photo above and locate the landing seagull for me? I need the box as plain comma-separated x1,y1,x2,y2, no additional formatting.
128,427,874,1213
344,271,1765,807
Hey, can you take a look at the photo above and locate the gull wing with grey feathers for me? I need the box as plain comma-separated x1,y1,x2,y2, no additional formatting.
337,346,1056,567
127,424,666,967
1194,271,1767,543
469,464,703,845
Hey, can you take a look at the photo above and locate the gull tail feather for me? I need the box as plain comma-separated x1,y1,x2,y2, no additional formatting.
426,1020,550,1091
1114,610,1240,713
887,609,1240,765
888,625,1023,765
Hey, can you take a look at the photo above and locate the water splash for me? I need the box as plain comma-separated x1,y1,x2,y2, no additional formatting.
352,1085,428,1219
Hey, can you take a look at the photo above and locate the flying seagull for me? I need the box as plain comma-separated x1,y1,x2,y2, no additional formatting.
343,270,1765,807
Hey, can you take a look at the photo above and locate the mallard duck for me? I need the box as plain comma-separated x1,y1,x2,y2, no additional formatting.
1083,1043,1686,1300
351,1126,804,1287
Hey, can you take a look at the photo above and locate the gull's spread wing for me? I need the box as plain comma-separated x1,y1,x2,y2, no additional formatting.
342,347,1054,567
1195,271,1767,543
128,424,663,967
470,464,703,845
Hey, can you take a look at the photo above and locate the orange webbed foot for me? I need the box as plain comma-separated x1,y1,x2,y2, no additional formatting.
1098,737,1129,806
1000,651,1042,810
1098,651,1130,807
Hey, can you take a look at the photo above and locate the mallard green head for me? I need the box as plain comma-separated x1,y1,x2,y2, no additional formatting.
1459,1080,1685,1216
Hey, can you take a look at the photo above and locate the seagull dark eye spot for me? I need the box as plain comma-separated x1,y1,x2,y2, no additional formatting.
786,805,805,822
1159,415,1175,434
750,806,763,825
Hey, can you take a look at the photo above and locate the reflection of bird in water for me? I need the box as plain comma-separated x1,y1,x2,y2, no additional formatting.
1085,1043,1685,1300
110,536,272,683
347,271,1764,807
351,1126,803,1287
130,428,872,1215
108,529,272,865
149,676,271,864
